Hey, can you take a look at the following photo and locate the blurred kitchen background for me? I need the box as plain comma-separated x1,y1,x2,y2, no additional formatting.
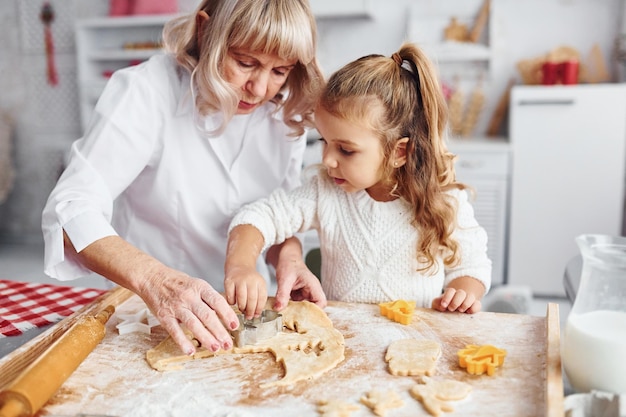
2,0,626,321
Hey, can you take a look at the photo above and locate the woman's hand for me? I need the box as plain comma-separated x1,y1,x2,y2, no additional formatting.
431,276,485,314
64,234,239,356
224,265,268,320
139,270,240,356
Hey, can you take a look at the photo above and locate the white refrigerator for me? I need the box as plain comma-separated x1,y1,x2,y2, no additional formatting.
508,84,626,296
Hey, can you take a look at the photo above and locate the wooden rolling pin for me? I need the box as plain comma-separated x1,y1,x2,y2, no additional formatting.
0,305,115,417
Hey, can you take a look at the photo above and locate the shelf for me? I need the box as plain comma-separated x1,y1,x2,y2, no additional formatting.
406,0,492,77
87,49,163,61
425,41,491,62
75,15,171,131
75,14,179,29
310,0,372,18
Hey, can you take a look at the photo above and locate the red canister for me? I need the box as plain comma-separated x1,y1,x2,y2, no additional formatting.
541,62,559,85
560,60,579,85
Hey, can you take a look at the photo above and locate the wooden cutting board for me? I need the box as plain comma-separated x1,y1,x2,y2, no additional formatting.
0,292,563,417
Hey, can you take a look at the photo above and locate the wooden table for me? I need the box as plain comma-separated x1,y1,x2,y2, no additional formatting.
0,288,564,417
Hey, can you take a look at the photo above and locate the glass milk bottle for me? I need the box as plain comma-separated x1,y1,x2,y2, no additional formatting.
562,234,626,394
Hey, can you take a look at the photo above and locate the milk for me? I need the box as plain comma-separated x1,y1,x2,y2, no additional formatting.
562,310,626,394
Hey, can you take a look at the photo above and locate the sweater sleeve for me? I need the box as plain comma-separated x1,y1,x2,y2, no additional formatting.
443,188,493,293
228,173,322,252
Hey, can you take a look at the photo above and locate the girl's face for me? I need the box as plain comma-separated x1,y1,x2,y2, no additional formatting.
223,48,297,114
316,106,393,202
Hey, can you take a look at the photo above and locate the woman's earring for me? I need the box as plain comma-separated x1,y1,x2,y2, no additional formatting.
394,161,398,167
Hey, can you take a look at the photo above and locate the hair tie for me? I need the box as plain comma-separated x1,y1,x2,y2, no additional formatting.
391,52,403,66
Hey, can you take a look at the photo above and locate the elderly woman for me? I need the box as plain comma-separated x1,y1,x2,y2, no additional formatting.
42,0,325,355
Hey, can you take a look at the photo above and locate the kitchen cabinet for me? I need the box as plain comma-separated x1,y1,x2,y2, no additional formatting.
449,139,509,287
508,84,626,296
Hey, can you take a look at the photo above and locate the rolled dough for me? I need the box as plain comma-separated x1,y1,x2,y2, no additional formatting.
146,299,345,388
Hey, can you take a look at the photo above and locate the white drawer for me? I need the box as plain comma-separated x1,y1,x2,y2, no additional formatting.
454,151,509,179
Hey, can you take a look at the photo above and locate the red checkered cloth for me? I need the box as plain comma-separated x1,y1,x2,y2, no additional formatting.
0,279,106,337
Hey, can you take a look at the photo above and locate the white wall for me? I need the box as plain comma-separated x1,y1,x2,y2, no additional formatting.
0,0,623,241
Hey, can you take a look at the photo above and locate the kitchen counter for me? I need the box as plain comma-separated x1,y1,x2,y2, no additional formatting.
0,289,564,417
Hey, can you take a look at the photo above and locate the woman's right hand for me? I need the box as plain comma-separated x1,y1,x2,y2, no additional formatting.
65,234,239,356
137,270,240,356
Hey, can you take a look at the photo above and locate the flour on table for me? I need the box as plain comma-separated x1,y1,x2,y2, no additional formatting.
384,338,441,376
317,399,361,417
146,300,345,388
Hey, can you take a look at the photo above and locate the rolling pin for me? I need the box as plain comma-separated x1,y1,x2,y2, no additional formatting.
0,305,115,417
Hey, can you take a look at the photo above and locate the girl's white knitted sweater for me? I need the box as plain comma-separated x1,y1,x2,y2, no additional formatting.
229,171,492,307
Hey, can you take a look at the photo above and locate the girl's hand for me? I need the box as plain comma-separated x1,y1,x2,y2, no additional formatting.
267,237,327,311
431,276,485,314
224,265,268,320
224,224,268,319
273,254,327,311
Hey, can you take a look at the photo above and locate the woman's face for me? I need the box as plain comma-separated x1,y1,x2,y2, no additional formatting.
223,48,297,114
315,106,392,202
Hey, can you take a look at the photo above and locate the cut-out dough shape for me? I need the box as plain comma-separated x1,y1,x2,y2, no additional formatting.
410,377,472,416
317,399,361,417
360,390,404,416
385,339,441,376
116,308,160,335
457,344,507,376
146,300,345,388
379,300,416,325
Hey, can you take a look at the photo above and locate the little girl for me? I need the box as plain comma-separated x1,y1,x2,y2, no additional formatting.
224,42,492,319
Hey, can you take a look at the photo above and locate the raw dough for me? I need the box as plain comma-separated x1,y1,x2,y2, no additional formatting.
317,399,361,417
146,300,345,388
360,390,404,416
410,377,472,416
384,339,441,376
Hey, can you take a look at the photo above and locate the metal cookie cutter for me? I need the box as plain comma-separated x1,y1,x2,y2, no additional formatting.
231,310,283,347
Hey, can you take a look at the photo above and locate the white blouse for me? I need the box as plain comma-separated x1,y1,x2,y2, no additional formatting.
42,54,306,290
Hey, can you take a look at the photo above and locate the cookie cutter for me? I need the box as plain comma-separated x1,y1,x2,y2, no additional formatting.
379,300,416,325
457,344,507,376
231,310,283,347
116,308,160,335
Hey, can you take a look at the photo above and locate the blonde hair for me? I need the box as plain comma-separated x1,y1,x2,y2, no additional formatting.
163,0,324,136
318,42,465,273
